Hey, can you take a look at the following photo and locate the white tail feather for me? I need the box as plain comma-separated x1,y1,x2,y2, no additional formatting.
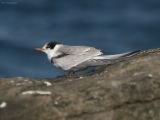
72,51,140,70
93,52,131,60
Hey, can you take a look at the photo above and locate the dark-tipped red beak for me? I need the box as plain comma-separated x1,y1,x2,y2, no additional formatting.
35,48,45,52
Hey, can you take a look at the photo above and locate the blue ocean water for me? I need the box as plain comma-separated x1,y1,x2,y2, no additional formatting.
0,0,160,78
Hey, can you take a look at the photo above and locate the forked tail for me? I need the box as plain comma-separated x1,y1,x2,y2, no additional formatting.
75,50,141,68
93,50,140,60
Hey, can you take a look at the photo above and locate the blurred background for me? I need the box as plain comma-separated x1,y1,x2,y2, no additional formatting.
0,0,160,78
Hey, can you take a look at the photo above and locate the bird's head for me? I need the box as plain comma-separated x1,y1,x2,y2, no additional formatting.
35,41,63,58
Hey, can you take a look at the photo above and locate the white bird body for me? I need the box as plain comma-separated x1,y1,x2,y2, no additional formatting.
49,44,103,70
36,41,139,73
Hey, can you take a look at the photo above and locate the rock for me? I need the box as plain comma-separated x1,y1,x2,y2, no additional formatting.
1,48,160,120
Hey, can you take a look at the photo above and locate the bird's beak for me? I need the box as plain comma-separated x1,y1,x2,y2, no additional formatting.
35,48,45,52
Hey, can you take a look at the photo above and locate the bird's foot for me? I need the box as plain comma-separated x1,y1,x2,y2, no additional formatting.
65,70,78,78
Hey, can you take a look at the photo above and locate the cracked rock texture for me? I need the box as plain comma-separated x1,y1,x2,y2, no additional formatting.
1,48,160,120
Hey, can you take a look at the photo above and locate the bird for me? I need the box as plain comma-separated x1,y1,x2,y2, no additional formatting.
35,41,139,75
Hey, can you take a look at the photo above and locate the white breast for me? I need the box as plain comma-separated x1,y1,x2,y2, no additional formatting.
46,44,63,60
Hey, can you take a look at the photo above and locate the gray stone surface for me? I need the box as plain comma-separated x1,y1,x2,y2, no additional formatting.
1,48,160,120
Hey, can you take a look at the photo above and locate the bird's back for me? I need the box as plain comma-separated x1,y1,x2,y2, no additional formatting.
52,45,103,70
59,45,103,56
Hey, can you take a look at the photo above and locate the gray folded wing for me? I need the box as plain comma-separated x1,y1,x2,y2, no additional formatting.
71,50,141,70
53,54,98,70
59,45,103,56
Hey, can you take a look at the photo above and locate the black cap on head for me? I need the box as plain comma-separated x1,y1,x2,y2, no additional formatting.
46,41,62,49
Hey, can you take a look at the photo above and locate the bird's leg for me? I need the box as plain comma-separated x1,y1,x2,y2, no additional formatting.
76,66,96,75
65,70,76,77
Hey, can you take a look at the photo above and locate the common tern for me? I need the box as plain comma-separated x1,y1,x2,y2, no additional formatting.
35,41,139,75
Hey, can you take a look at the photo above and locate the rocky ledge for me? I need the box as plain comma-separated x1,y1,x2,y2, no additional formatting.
1,48,160,120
